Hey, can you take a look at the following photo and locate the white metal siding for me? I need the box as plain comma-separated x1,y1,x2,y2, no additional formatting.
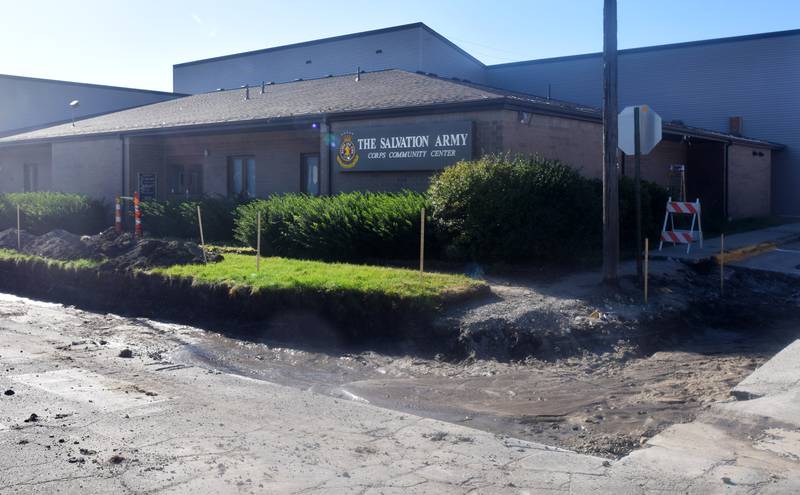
0,76,177,135
173,28,426,94
487,33,800,215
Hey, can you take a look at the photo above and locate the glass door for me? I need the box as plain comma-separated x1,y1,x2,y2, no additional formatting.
301,154,320,196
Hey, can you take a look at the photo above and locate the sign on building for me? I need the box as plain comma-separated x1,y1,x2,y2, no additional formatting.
333,121,473,172
138,173,157,201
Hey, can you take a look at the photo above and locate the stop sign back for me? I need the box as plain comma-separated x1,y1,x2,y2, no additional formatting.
618,105,662,155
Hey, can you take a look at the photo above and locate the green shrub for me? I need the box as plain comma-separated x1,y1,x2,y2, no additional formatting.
139,196,237,242
234,192,428,261
428,154,668,263
0,192,108,235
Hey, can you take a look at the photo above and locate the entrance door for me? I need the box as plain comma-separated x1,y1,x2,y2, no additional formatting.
301,154,320,196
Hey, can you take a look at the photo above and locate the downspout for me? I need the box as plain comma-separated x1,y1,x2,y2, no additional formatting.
723,141,730,222
120,135,126,197
325,118,332,196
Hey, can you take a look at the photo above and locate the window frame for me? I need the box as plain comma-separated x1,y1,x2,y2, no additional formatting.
227,155,256,199
23,163,38,192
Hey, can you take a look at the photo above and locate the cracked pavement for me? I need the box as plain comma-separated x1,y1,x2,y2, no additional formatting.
0,293,799,493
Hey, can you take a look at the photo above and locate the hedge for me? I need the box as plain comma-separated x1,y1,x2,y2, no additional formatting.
234,192,428,261
428,154,668,263
0,192,108,235
139,196,238,243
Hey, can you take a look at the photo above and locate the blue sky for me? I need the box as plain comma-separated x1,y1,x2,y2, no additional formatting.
1,0,797,92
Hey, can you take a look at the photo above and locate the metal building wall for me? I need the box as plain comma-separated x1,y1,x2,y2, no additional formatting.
0,75,179,136
486,31,800,216
172,24,486,94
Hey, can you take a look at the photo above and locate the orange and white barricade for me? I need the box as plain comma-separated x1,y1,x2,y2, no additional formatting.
658,197,703,253
115,197,123,232
133,191,142,237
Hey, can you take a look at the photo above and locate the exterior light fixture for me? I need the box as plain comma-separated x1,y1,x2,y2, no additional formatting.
69,100,80,127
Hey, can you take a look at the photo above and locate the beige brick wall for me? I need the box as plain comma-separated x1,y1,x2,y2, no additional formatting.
728,144,771,218
129,129,319,199
0,143,52,193
501,110,688,186
623,139,687,186
51,138,122,202
502,111,603,178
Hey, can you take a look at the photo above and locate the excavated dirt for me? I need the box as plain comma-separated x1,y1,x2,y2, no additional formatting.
0,228,36,251
25,229,91,260
1,227,219,270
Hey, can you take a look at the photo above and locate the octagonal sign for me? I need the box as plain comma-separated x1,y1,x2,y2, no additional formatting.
618,105,662,155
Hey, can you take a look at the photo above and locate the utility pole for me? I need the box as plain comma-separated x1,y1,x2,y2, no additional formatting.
602,0,620,285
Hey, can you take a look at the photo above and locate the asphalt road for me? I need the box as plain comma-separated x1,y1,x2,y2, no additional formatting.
1,292,799,493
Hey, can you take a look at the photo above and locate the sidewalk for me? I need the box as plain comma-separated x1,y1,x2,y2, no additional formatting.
653,222,800,262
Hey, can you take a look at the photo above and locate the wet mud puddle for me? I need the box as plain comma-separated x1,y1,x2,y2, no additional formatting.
168,322,798,458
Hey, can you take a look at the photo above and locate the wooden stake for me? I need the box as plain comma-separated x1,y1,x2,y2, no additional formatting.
256,214,261,272
419,208,425,278
720,233,725,296
644,238,649,304
197,205,207,264
16,205,21,251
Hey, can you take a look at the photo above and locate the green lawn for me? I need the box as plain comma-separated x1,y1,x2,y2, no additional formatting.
152,254,483,301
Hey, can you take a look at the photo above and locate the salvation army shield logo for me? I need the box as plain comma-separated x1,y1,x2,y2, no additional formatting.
336,132,359,169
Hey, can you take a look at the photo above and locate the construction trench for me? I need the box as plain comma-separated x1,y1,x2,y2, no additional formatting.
0,228,799,459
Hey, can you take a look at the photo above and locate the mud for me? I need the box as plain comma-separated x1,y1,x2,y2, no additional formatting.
0,253,798,459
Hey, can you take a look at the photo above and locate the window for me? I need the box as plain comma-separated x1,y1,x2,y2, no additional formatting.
168,164,203,198
227,156,256,198
23,164,38,192
301,154,320,196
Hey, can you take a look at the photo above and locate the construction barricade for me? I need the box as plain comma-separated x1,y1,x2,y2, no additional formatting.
658,197,703,253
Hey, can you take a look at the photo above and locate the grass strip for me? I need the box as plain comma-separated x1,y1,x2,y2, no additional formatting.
151,254,483,303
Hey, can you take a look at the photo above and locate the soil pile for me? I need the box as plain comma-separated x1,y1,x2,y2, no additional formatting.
100,238,220,271
82,228,136,258
0,229,36,250
24,230,90,260
1,227,220,270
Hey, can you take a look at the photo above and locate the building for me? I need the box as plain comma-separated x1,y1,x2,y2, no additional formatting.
172,23,486,94
0,74,181,137
0,70,778,223
172,24,800,217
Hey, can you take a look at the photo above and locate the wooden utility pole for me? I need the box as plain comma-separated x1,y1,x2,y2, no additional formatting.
602,0,620,284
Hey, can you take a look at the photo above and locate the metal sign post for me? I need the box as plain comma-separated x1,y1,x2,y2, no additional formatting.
619,105,662,282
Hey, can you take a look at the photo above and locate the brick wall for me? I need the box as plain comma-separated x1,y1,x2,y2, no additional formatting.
128,129,319,199
0,143,52,193
51,138,122,202
728,144,771,218
501,109,688,185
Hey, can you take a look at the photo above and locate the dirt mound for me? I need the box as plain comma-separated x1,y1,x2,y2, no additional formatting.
82,228,137,258
1,227,220,270
100,238,221,271
0,229,36,251
23,229,90,260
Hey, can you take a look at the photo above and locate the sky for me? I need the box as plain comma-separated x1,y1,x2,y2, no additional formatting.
1,0,797,92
